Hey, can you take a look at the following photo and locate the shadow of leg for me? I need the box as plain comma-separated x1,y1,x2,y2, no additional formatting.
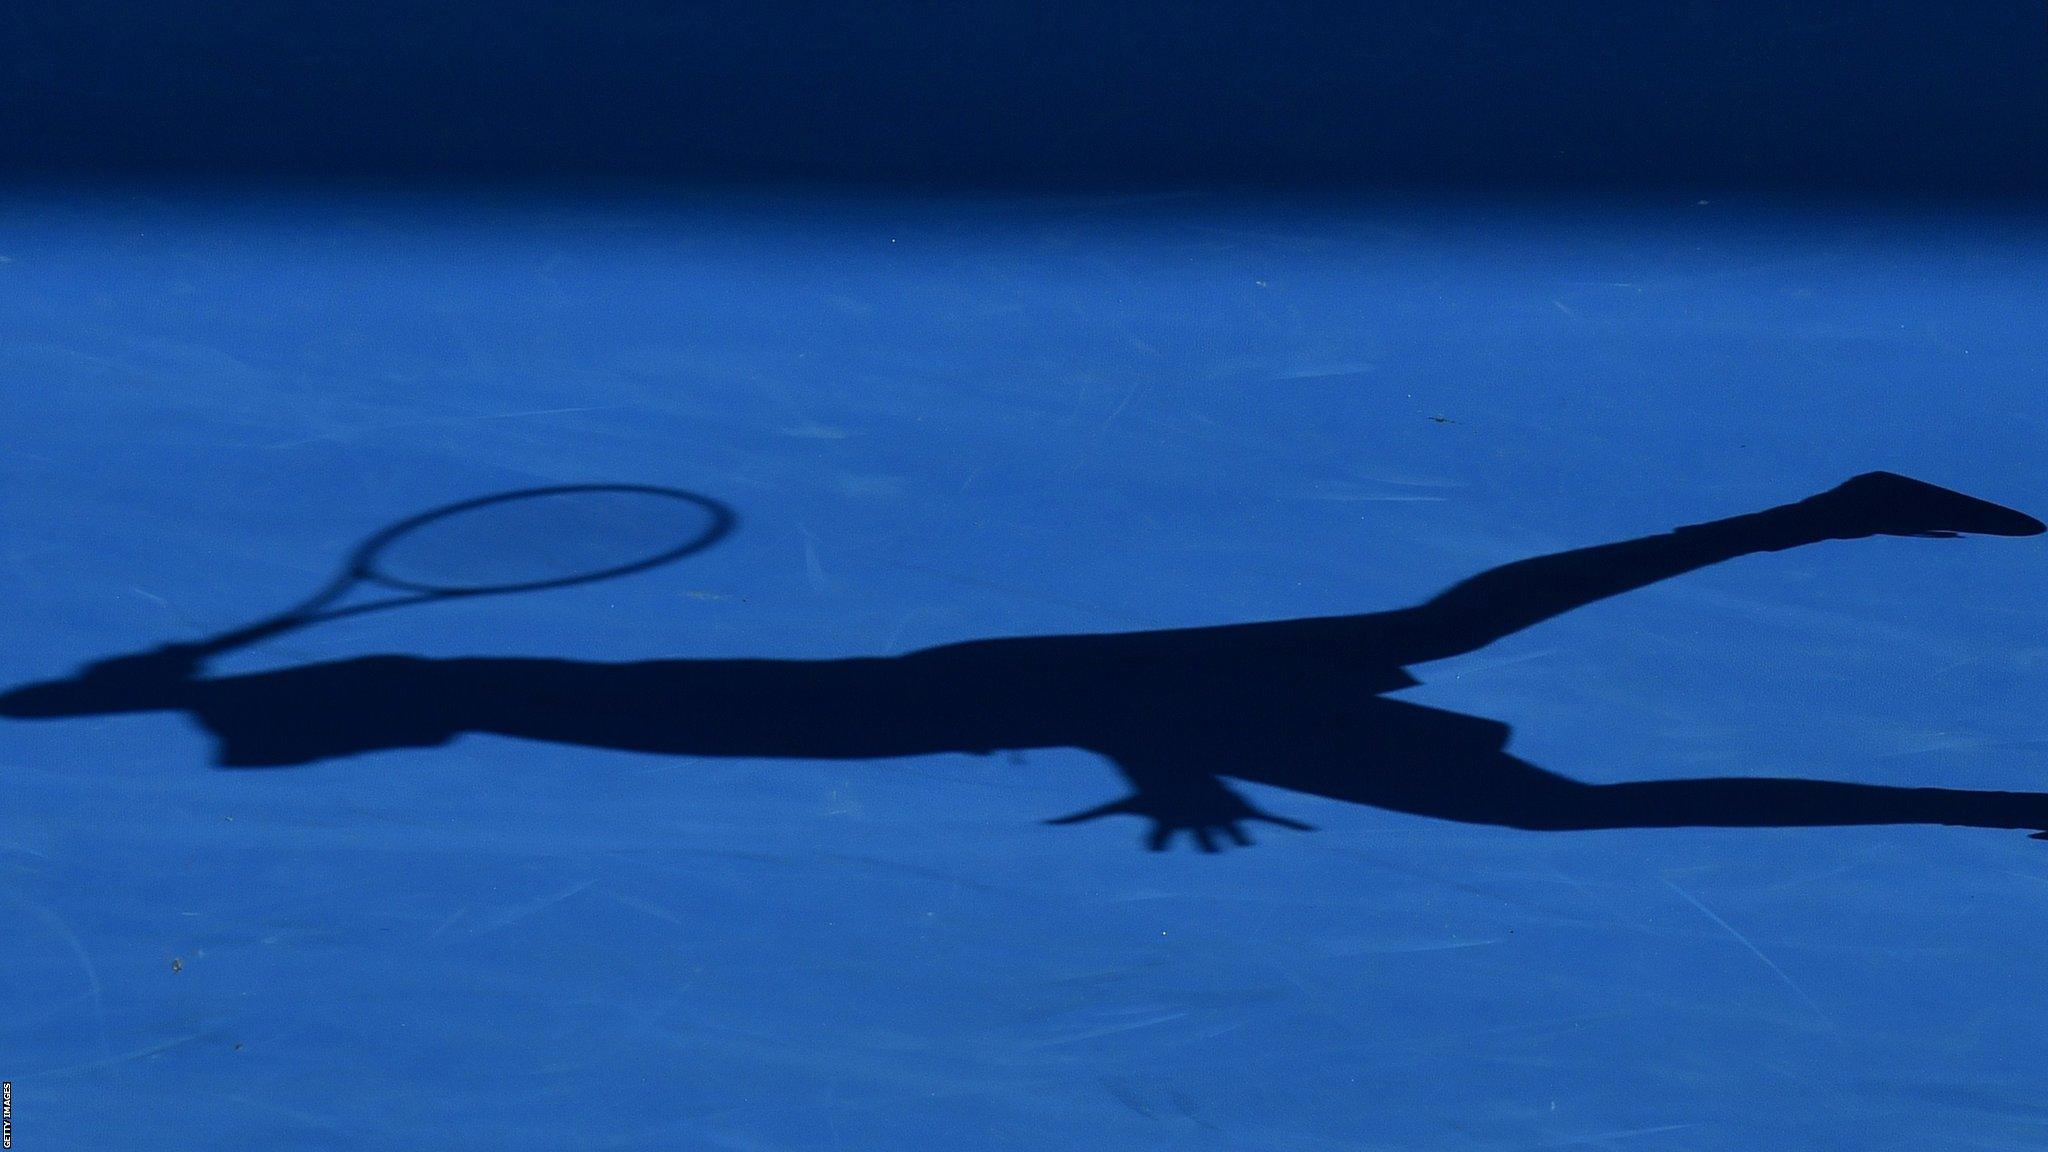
1497,774,2048,834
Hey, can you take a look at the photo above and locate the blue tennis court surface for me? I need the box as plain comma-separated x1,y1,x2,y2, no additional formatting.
6,4,2048,1147
3,188,2043,1149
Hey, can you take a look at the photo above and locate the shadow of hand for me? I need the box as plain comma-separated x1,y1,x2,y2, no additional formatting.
1046,771,1315,853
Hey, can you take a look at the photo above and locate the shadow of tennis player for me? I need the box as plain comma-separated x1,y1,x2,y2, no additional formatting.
3,471,2042,850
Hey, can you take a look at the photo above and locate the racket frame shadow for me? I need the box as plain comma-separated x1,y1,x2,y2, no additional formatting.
181,484,735,659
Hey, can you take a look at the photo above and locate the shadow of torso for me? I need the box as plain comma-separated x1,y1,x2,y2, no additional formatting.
181,611,1557,829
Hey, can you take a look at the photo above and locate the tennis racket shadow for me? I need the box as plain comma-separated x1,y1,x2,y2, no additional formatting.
0,483,735,714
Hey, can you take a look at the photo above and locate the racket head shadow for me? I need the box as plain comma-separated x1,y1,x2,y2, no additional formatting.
348,484,737,596
171,484,736,660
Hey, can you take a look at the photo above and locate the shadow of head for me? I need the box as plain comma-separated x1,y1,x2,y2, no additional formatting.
0,647,202,718
0,677,89,718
